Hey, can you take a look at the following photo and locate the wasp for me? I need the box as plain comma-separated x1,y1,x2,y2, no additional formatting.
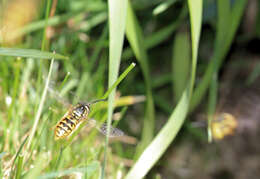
54,100,96,140
48,87,124,140
211,113,238,140
54,99,124,140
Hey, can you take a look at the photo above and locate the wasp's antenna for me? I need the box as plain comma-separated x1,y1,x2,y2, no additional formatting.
89,99,106,105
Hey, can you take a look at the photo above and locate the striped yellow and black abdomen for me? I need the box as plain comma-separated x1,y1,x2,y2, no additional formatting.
55,115,79,140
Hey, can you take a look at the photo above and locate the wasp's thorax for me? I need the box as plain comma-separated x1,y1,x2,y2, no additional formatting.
72,103,90,120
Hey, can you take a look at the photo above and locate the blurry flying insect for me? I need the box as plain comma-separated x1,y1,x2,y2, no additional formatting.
211,113,238,140
192,112,238,141
48,87,124,140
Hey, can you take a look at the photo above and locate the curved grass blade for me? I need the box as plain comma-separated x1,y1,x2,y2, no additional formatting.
0,48,68,60
125,87,190,179
125,0,202,178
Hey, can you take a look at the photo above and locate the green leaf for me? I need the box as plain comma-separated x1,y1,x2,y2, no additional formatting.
0,48,68,60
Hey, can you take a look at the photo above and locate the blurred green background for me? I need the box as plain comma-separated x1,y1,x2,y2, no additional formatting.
1,0,260,178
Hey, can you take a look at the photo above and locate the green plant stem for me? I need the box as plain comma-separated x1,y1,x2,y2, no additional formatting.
102,63,136,99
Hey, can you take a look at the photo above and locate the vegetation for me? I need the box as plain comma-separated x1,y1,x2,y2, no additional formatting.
1,0,259,178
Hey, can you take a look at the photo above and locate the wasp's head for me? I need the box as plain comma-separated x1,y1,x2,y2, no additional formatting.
74,103,90,117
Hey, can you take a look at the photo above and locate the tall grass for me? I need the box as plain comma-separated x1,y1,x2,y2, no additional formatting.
126,1,155,157
190,0,247,112
0,0,249,178
125,0,202,178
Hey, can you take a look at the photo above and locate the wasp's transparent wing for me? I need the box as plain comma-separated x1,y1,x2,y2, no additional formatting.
47,85,71,107
88,118,124,137
98,123,124,137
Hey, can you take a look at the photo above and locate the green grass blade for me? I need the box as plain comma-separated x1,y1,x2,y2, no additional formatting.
125,0,202,178
10,136,28,179
101,0,128,178
215,0,230,48
0,48,68,60
188,0,202,90
26,59,54,151
102,63,136,99
190,0,247,112
172,31,191,103
125,87,190,179
207,73,218,143
15,155,24,179
41,0,52,51
126,0,155,157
